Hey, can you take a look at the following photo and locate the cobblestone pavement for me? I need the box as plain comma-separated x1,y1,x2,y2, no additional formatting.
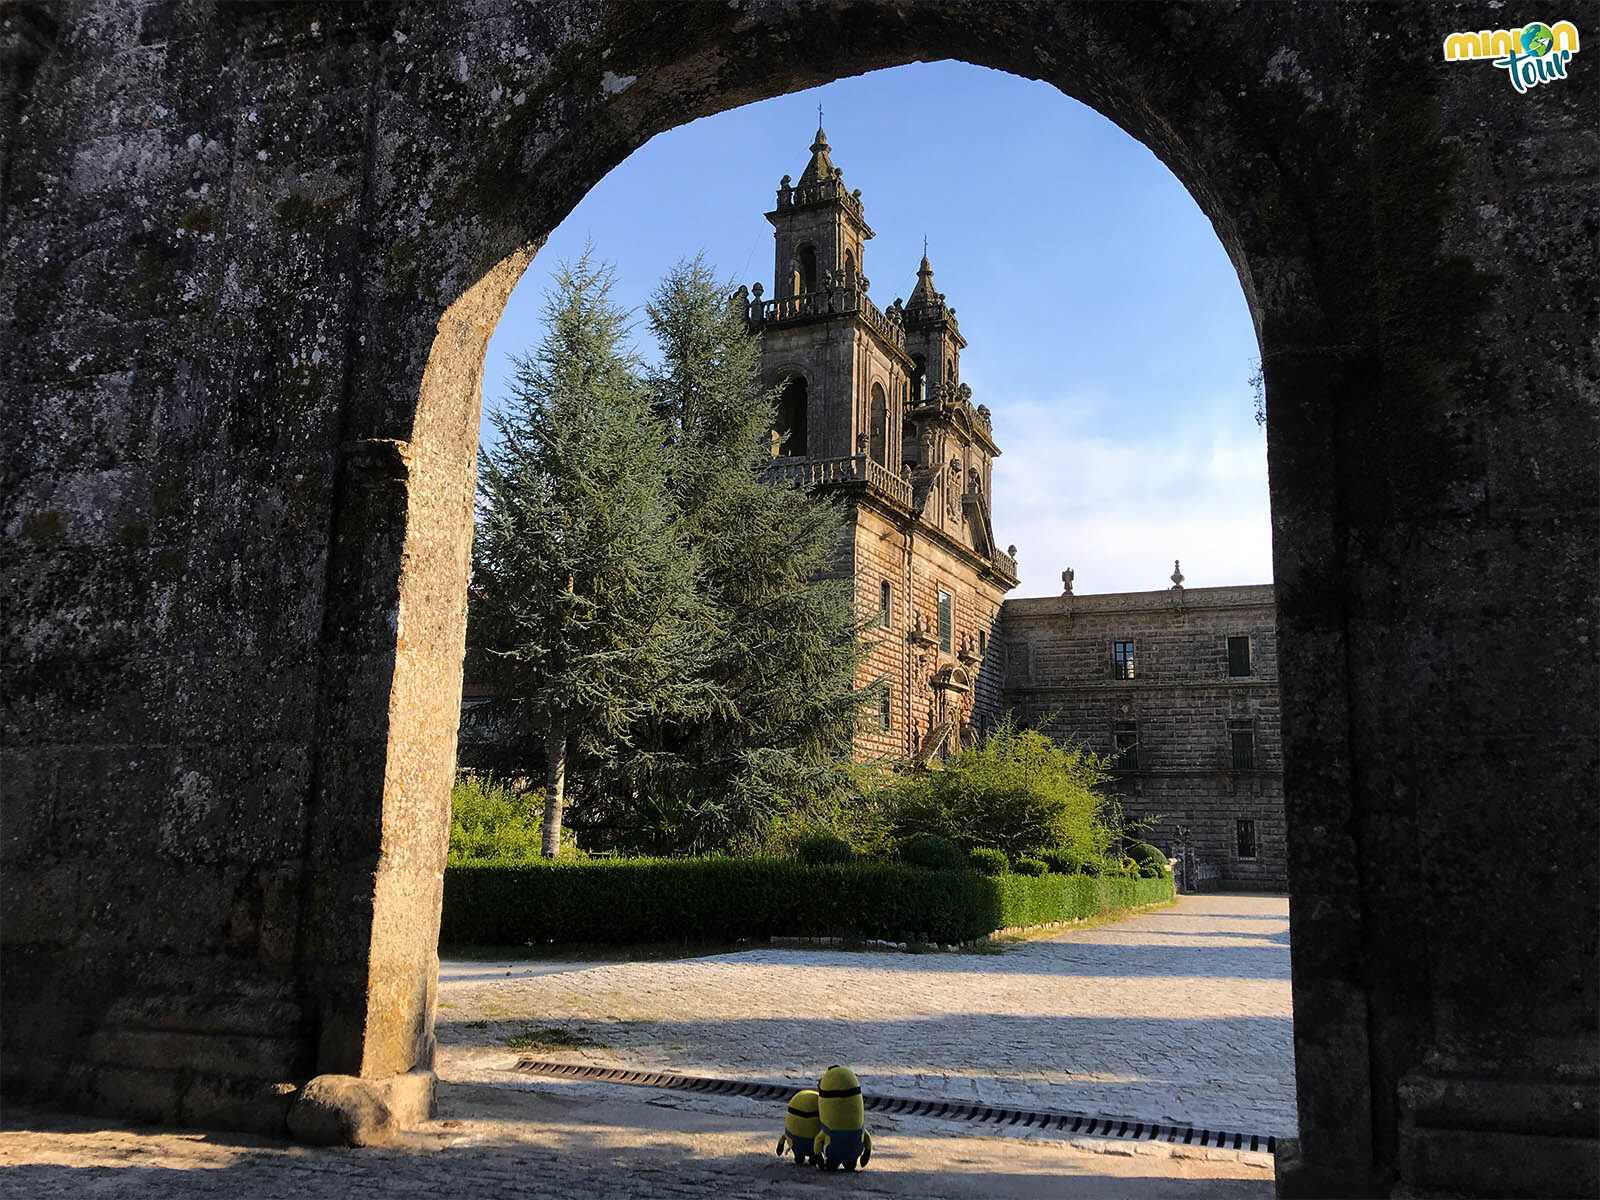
1,1085,1275,1199
437,893,1297,1138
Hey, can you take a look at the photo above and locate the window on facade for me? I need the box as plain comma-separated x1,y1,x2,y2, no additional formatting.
878,580,891,627
879,688,892,731
869,382,888,466
978,629,987,654
776,376,808,457
1228,635,1252,677
910,355,926,404
844,249,857,281
1114,721,1139,770
937,589,953,654
1230,721,1256,770
1236,819,1259,860
1112,639,1135,679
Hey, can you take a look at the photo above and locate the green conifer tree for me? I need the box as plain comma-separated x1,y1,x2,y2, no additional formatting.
468,254,708,856
607,258,869,853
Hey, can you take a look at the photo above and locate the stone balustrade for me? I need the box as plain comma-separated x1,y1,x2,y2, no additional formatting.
762,453,913,509
747,282,905,350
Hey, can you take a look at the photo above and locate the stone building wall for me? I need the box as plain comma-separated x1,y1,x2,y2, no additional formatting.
849,502,1008,758
1000,583,1284,889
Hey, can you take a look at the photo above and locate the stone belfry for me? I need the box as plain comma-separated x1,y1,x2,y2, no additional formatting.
743,126,1018,761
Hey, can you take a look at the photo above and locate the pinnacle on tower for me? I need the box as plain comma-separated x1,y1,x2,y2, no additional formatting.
798,123,839,187
908,253,936,306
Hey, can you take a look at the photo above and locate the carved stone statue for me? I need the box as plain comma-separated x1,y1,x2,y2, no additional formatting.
1062,567,1074,595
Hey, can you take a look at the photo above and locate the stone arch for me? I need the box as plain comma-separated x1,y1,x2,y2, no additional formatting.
868,381,889,466
795,243,818,294
3,5,1592,1197
774,374,809,458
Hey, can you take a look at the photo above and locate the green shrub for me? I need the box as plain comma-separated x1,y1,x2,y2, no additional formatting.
899,833,967,871
1124,839,1171,877
1013,856,1048,877
449,775,548,864
879,719,1113,862
968,847,1010,875
1039,847,1092,875
796,833,853,865
440,857,1176,947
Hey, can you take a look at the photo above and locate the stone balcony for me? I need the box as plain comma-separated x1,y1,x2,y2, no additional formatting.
761,452,914,510
746,282,905,351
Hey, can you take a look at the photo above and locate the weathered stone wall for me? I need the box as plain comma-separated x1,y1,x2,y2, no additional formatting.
3,2,1594,1194
1001,586,1286,889
849,503,1008,759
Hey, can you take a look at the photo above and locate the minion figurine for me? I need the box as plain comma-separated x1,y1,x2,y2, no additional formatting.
813,1064,873,1170
775,1088,821,1164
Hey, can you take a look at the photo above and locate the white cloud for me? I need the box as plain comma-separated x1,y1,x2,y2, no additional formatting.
986,392,1273,597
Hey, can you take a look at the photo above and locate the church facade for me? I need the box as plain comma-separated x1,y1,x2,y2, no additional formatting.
742,126,1019,761
744,128,1286,887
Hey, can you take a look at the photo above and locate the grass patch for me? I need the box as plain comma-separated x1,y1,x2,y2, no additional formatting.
502,1024,608,1052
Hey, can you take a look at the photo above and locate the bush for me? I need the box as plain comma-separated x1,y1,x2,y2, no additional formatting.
899,833,967,871
796,833,853,865
1013,856,1048,877
1124,839,1171,878
440,857,1176,946
968,847,1010,875
449,775,548,864
1039,847,1092,875
879,718,1113,862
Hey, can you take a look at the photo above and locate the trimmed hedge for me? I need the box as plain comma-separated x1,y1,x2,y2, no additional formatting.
441,857,1174,946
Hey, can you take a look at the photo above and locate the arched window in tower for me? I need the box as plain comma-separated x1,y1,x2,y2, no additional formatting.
910,354,926,404
869,382,888,466
843,249,856,282
776,376,808,457
797,244,818,294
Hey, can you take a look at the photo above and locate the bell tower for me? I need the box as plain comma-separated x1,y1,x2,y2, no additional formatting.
902,253,966,402
744,124,1018,765
767,124,874,300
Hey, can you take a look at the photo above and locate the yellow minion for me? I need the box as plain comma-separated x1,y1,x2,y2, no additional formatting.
813,1064,872,1170
775,1088,821,1164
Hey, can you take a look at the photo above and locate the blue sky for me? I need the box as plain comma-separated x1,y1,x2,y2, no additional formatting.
481,61,1271,597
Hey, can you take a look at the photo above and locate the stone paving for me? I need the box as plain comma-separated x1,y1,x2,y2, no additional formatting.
0,1087,1275,1199
437,893,1297,1138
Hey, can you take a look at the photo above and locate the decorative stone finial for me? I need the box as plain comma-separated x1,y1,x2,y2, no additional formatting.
1171,559,1185,588
856,432,869,453
1062,567,1074,596
1007,545,1018,558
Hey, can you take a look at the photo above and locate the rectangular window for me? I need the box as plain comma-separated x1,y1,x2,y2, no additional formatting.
978,629,987,654
1228,635,1252,677
1112,640,1135,679
878,580,891,627
937,589,953,654
1236,819,1258,860
1114,721,1139,770
1230,727,1256,770
879,688,892,731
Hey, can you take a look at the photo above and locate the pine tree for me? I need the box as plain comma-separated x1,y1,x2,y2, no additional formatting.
468,254,708,856
604,257,869,853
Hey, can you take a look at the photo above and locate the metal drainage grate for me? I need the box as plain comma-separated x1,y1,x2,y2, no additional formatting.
513,1058,1276,1154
